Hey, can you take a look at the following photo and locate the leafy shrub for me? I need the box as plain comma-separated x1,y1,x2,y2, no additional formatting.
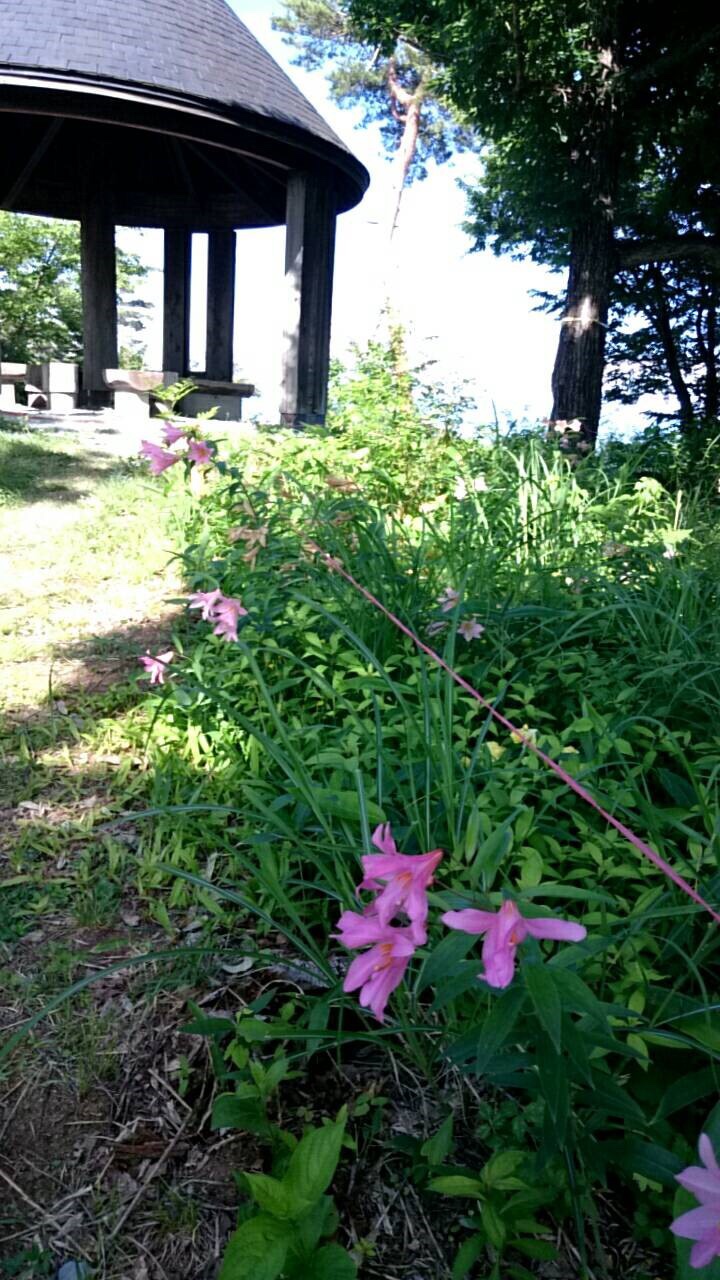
132,346,720,1276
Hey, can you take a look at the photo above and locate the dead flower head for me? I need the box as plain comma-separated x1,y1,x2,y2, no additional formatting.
325,474,359,494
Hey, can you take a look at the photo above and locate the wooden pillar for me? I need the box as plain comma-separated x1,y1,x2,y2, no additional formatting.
205,229,236,381
80,200,118,405
281,173,337,428
163,228,191,376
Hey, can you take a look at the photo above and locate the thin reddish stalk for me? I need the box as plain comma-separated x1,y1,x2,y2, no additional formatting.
326,558,720,926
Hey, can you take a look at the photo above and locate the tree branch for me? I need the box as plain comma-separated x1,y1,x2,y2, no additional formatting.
617,234,720,269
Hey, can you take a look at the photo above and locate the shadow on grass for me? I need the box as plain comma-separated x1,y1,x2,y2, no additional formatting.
2,614,182,733
0,433,129,506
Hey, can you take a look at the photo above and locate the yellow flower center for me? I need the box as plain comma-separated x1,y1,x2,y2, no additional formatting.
373,942,395,972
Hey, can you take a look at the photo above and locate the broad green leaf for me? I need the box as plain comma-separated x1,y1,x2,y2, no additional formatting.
218,1214,291,1280
285,1119,346,1210
579,1072,645,1124
655,1068,719,1122
482,1150,527,1189
472,820,514,891
550,968,610,1028
451,1234,485,1280
474,985,527,1075
524,965,562,1052
512,1238,558,1261
290,1196,336,1256
518,848,543,888
244,1172,297,1219
418,930,476,994
429,1175,485,1197
294,1243,357,1280
421,1114,454,1166
313,788,385,826
212,1093,272,1137
481,1200,506,1249
677,1011,720,1053
430,962,484,1011
595,1138,683,1188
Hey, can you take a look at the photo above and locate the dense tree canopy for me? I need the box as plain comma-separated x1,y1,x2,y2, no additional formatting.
344,0,720,440
0,213,148,365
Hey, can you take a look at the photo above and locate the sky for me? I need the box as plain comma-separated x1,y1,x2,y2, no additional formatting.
118,0,636,431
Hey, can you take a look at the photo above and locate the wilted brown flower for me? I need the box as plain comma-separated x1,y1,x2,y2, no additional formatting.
325,474,359,493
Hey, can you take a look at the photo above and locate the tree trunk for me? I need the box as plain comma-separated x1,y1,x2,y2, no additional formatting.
387,96,421,243
704,288,718,419
648,265,695,427
550,215,615,445
377,62,424,376
550,18,621,448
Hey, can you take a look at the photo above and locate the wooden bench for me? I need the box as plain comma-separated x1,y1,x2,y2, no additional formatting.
183,379,255,421
104,369,179,421
103,370,256,422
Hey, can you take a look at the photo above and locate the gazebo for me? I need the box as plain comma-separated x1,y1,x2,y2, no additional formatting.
0,0,368,424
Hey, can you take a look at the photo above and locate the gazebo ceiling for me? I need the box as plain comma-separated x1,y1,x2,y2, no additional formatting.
0,0,369,227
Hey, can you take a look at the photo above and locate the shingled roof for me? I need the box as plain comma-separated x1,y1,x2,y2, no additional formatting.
0,0,347,151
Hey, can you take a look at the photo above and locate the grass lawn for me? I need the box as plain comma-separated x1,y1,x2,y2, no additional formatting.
0,423,224,1279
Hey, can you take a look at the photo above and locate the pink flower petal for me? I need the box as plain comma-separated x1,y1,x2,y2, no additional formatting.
360,853,406,883
344,949,380,993
372,876,413,928
690,1234,720,1268
442,909,497,935
371,822,399,856
359,955,410,1022
406,879,430,928
162,422,186,446
676,1167,720,1203
700,1134,720,1176
671,1205,720,1239
523,917,587,942
481,934,518,988
335,910,392,948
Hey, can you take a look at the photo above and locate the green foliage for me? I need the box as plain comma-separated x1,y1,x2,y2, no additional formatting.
24,344,720,1273
345,0,720,260
344,0,720,434
217,1110,355,1280
0,211,148,363
605,261,720,426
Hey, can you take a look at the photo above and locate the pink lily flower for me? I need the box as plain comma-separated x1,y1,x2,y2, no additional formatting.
187,439,214,466
359,823,443,943
671,1134,720,1268
335,911,417,1022
438,587,461,613
138,650,174,685
140,440,180,475
457,619,485,642
162,421,186,446
442,899,587,989
211,595,248,642
188,589,222,620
